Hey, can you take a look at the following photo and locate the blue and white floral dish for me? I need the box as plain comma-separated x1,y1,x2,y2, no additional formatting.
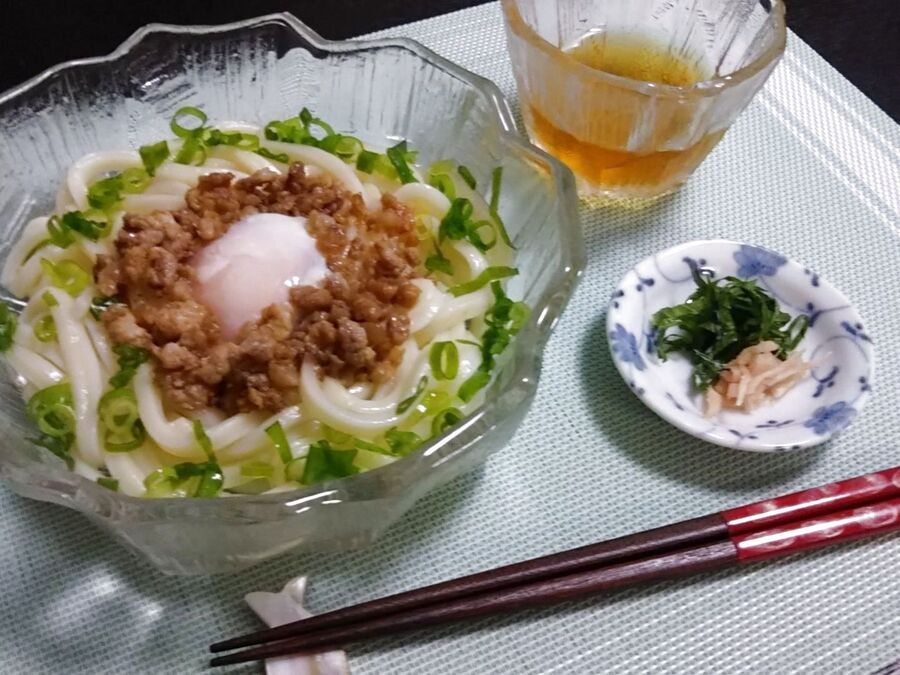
607,240,874,452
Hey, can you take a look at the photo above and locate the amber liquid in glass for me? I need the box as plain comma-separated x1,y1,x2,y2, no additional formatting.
528,33,724,193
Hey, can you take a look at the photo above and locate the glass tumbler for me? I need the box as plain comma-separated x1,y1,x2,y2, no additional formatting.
501,0,787,199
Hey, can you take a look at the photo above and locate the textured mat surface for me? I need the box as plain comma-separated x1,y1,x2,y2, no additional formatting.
1,3,899,674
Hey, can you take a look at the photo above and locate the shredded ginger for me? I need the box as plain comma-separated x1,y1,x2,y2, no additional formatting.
705,341,811,416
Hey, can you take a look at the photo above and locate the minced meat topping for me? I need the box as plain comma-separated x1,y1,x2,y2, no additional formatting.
94,163,421,415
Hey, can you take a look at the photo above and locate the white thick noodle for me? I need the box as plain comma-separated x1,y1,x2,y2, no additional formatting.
2,122,515,496
47,288,104,467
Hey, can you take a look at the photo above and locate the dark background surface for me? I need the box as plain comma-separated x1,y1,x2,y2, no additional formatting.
1,1,898,121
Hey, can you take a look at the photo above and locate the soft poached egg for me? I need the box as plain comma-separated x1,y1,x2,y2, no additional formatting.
192,213,328,338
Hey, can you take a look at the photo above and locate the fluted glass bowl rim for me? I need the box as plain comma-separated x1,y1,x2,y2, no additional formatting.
500,0,787,98
0,13,584,521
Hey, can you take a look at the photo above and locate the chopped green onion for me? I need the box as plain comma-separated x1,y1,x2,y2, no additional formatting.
121,167,151,193
428,173,456,199
29,433,74,469
33,315,56,343
89,295,120,320
285,457,305,482
170,106,208,138
139,140,169,176
458,369,491,403
99,388,145,452
356,150,380,173
438,198,473,242
465,219,497,252
458,165,477,189
396,375,428,414
432,407,464,436
27,383,76,442
299,108,335,140
256,147,290,163
489,167,515,248
265,421,293,465
97,477,119,492
301,440,359,485
207,129,260,150
23,239,50,262
354,438,392,456
384,428,422,457
47,211,108,247
144,461,223,498
0,304,16,352
192,419,214,459
386,140,417,184
449,266,518,297
40,259,90,297
174,135,207,165
425,240,453,276
46,215,74,248
321,424,353,446
99,388,139,433
109,344,149,388
42,291,58,308
87,175,125,211
321,135,364,162
240,461,274,478
429,342,459,381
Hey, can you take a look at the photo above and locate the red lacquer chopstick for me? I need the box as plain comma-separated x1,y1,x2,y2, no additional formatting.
210,467,900,664
210,489,900,666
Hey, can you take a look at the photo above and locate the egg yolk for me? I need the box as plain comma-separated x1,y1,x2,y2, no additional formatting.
192,213,328,338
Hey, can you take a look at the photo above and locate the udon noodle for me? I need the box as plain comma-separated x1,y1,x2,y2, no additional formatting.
1,107,526,498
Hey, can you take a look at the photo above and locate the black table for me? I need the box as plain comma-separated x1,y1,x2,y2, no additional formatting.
1,1,898,122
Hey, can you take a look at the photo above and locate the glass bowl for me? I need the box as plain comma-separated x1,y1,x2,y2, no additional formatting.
0,13,584,574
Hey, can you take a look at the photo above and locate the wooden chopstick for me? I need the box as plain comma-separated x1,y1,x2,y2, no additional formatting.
211,513,727,652
209,467,900,666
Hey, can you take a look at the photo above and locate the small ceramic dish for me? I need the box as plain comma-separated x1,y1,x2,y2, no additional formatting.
607,240,874,451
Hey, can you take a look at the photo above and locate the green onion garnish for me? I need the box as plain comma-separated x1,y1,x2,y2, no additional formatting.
429,173,456,199
386,140,418,184
489,167,515,248
396,375,428,414
40,259,90,297
321,424,353,446
47,211,108,248
143,461,223,498
457,370,491,403
457,281,530,402
652,270,810,391
429,342,459,381
301,440,359,485
26,383,76,456
356,150,380,173
425,240,454,276
109,344,149,389
97,477,119,492
464,220,497,252
448,266,518,297
42,291,58,308
0,304,17,352
170,106,208,138
285,457,305,483
438,198,473,242
192,419,214,459
89,295,120,320
139,140,169,176
99,387,145,452
265,421,293,465
33,315,56,343
256,147,290,163
354,438,392,456
384,428,422,457
431,407,464,436
458,165,477,190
